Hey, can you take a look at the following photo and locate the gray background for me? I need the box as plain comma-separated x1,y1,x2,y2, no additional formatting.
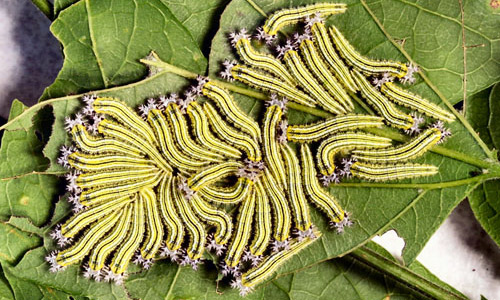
0,1,498,299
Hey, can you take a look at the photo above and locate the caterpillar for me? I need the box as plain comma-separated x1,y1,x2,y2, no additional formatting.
88,203,133,272
97,119,172,172
380,82,456,122
186,102,242,159
189,193,233,245
188,161,243,191
109,199,145,275
158,175,184,251
165,103,225,162
56,210,122,266
316,132,393,175
172,177,206,261
250,180,272,257
262,105,287,188
235,38,296,85
237,232,320,295
203,102,262,161
140,187,164,260
300,144,344,224
225,189,256,268
261,168,292,242
202,81,261,141
92,97,158,147
281,144,311,232
328,25,408,78
198,177,251,204
263,3,346,35
287,114,385,142
76,167,159,189
71,124,145,158
352,128,441,163
350,161,439,181
147,109,210,173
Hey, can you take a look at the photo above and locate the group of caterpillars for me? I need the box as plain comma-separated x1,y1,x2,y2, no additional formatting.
46,2,455,296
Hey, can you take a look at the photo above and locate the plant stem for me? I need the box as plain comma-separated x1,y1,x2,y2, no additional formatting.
335,172,498,189
350,246,467,300
1,171,66,181
30,0,53,20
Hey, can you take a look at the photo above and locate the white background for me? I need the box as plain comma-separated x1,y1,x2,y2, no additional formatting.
0,1,499,299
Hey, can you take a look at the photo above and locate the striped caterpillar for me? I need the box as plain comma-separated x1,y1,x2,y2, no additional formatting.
48,2,454,296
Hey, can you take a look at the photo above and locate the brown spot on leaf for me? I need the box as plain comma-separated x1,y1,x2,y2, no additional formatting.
19,195,29,206
0,252,12,262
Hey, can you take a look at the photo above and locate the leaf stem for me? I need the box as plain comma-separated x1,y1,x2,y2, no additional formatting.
1,171,66,181
350,246,467,300
0,96,77,131
335,172,498,189
244,0,268,18
359,0,495,161
140,55,494,170
30,0,53,20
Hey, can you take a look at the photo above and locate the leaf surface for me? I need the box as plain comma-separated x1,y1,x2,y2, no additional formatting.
467,83,500,247
0,101,59,226
42,0,207,100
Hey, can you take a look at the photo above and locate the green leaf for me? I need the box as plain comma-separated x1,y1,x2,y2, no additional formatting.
0,266,15,300
2,248,128,300
469,180,500,247
41,0,207,101
125,243,464,300
0,101,59,226
465,85,498,150
2,0,498,297
52,0,228,52
160,0,229,48
467,83,500,247
367,241,460,296
0,222,41,265
53,0,78,16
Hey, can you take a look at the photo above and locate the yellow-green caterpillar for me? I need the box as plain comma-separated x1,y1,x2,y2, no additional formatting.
263,3,346,35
